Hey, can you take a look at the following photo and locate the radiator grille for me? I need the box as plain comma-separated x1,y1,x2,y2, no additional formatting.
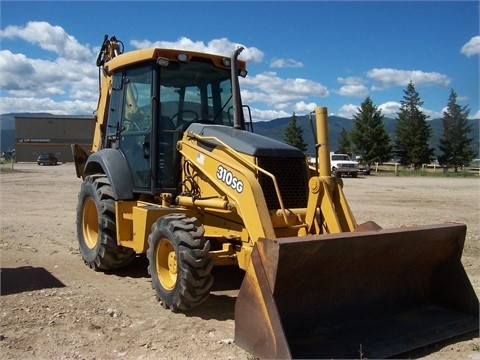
257,157,308,210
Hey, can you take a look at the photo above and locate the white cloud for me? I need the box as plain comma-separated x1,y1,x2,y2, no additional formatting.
0,96,95,115
293,101,318,114
0,21,93,61
461,36,480,57
270,58,303,68
336,104,359,119
378,101,401,117
0,50,35,89
376,101,442,119
331,101,443,120
240,71,328,111
335,77,369,98
367,68,450,89
0,50,97,99
249,107,291,121
336,84,369,98
0,22,99,114
130,37,264,63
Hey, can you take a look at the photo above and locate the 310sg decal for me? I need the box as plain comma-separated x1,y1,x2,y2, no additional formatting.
216,165,244,193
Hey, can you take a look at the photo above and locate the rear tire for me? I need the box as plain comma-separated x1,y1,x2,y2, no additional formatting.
147,214,213,312
76,175,136,270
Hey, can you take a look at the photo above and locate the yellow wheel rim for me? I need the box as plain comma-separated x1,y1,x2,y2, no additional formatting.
82,197,98,249
156,238,177,290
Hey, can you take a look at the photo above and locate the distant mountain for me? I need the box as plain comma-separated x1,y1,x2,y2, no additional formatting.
254,114,480,158
1,112,479,158
253,115,353,154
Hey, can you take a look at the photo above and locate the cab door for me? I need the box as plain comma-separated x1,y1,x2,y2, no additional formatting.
110,64,153,192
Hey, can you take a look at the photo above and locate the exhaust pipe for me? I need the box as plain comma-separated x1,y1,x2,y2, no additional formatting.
231,46,244,129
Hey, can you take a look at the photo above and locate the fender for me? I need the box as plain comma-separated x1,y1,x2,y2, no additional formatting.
83,148,134,200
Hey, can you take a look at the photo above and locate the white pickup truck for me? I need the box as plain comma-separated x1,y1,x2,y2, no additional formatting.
330,153,359,178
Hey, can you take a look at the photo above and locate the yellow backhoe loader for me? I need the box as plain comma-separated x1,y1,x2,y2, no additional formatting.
72,35,479,359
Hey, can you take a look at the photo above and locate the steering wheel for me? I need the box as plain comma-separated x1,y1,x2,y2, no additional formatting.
171,110,198,129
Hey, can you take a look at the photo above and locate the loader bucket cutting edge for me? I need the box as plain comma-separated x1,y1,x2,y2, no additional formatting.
234,223,479,359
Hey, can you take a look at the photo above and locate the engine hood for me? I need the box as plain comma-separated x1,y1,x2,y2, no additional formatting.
186,123,305,159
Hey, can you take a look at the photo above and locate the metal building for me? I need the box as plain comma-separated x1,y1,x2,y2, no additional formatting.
15,115,94,163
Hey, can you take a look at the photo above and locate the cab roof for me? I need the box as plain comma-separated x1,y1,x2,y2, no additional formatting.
104,48,246,73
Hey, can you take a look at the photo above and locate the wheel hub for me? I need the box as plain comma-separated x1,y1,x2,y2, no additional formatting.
168,251,177,274
82,197,98,249
156,239,177,290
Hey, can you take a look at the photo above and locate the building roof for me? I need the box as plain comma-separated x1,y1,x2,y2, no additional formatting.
14,114,94,120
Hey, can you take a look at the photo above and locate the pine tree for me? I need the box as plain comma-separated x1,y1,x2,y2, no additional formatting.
394,81,435,169
283,112,307,152
350,96,392,164
438,89,476,172
336,128,352,154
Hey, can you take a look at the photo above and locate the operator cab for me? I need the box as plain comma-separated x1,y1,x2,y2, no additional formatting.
104,51,250,195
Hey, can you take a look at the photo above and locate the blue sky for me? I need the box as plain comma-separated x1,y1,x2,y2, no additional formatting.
1,0,479,121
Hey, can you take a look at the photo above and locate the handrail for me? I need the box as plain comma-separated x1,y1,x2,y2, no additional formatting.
185,131,305,230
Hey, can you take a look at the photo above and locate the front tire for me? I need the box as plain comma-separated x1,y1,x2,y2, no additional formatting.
76,175,136,270
147,214,213,312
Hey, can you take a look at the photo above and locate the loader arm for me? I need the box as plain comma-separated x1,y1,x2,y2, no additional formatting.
302,107,357,235
302,176,357,235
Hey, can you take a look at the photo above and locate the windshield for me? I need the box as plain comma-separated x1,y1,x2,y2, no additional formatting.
332,155,351,161
159,60,235,128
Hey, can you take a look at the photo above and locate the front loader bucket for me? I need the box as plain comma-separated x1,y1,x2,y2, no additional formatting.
235,223,479,359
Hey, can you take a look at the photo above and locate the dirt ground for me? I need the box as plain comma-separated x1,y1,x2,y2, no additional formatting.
1,163,479,360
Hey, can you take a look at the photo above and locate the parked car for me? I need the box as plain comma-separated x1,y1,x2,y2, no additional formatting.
330,153,359,177
355,155,371,175
37,153,58,166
